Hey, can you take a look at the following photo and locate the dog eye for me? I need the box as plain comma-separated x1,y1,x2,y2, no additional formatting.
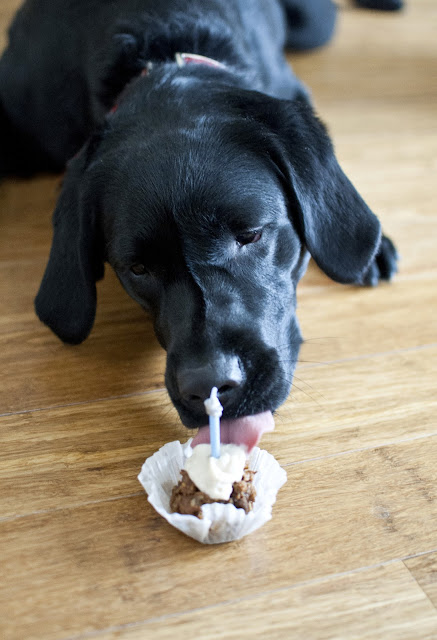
235,230,262,247
130,263,147,276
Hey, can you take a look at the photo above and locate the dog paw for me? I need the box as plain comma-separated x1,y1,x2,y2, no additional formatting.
361,235,399,286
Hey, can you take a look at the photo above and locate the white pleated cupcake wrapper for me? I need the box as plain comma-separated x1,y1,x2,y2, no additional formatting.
138,439,287,544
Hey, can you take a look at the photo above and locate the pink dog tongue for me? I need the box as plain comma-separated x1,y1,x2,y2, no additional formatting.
191,411,274,452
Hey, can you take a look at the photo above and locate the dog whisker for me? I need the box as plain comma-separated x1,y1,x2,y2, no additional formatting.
293,375,326,401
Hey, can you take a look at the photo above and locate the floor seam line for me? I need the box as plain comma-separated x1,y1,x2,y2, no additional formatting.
402,558,437,613
0,387,167,418
1,342,437,418
297,342,437,370
281,431,437,468
0,491,145,524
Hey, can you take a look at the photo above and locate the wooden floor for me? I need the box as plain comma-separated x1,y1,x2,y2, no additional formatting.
1,1,437,638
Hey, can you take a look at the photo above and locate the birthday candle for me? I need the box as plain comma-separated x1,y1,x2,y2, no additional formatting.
204,387,223,458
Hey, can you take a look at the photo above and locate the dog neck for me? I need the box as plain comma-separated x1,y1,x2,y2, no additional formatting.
108,52,228,115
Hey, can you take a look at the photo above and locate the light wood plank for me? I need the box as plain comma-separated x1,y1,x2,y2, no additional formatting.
0,261,166,414
0,306,166,415
279,346,437,462
0,1,21,51
2,267,436,414
291,2,437,102
333,134,437,221
1,436,436,640
0,1,436,639
0,176,58,263
97,563,437,640
1,346,436,519
404,552,437,610
321,98,437,138
0,393,182,519
298,278,437,360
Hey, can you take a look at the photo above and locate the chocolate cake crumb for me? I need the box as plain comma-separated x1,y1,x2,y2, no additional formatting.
170,465,257,519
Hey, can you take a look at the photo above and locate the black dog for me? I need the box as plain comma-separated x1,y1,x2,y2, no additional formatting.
0,0,398,446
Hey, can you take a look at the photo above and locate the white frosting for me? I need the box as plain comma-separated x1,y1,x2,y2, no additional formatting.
184,444,247,501
203,387,223,418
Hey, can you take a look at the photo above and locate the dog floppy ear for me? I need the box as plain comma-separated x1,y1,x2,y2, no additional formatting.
241,94,381,284
35,137,105,344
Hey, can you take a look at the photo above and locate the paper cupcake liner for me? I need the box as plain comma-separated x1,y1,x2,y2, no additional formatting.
138,439,287,544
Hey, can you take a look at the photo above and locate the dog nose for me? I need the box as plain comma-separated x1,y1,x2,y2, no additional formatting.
177,355,243,410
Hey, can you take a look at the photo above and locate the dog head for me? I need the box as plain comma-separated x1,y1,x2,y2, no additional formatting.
35,70,381,440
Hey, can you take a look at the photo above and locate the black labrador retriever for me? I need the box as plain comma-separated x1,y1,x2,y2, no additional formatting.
0,0,398,447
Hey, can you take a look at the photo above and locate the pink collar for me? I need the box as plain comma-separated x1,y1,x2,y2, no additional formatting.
174,52,226,70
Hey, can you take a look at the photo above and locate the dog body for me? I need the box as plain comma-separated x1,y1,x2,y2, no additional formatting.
1,0,309,168
0,0,397,438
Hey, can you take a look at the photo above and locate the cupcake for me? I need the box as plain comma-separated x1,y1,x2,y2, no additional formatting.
170,443,257,518
138,438,286,544
138,387,286,544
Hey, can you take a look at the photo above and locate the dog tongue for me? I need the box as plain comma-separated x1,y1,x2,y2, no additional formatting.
191,411,274,452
